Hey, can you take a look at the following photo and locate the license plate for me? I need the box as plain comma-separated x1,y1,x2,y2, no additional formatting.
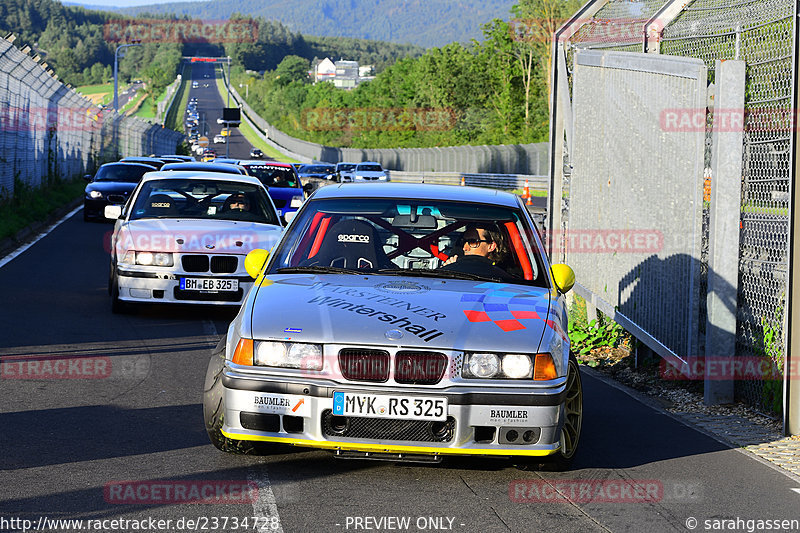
332,391,447,421
180,278,239,292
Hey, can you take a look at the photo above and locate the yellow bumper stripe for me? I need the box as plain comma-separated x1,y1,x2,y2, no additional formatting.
221,430,558,457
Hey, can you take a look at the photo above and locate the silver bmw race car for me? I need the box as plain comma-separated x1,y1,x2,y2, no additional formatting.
106,171,284,312
204,183,582,468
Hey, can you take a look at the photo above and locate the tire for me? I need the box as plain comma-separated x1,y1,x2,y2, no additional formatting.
546,356,583,471
203,347,274,455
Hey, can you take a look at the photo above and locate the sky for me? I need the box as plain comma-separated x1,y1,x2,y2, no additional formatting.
62,0,206,7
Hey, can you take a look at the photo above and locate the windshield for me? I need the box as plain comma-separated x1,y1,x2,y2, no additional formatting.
356,164,383,172
268,198,544,285
243,164,299,188
129,178,280,225
301,165,335,175
337,164,356,171
95,164,154,183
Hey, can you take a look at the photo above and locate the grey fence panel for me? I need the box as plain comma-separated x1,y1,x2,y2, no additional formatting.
569,50,708,363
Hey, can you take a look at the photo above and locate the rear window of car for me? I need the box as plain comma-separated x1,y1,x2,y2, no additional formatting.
95,164,154,183
243,164,299,188
302,165,335,174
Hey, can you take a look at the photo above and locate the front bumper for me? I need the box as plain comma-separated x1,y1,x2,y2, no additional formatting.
221,370,566,457
117,265,252,306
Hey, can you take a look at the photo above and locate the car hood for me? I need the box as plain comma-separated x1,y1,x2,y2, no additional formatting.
249,274,552,352
86,181,139,194
119,219,282,254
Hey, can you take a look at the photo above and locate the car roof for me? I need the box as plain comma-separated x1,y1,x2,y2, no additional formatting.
141,171,264,186
237,160,292,168
100,162,157,169
310,182,519,207
357,161,381,165
121,156,165,163
161,162,246,174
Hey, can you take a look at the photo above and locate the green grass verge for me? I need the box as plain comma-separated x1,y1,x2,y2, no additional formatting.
166,65,192,133
214,68,297,163
0,178,86,242
509,188,548,197
76,83,113,95
134,86,170,119
120,90,147,115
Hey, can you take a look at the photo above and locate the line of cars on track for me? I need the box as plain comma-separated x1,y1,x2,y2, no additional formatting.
82,148,582,469
296,161,389,183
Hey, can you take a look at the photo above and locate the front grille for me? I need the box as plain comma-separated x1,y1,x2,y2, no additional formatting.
272,199,287,208
395,351,448,385
321,410,455,443
173,287,243,302
182,255,209,272
338,349,390,382
210,256,237,273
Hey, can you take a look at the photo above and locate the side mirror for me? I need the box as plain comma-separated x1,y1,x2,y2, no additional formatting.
83,174,93,182
302,182,315,194
244,249,270,279
550,264,575,294
104,205,123,220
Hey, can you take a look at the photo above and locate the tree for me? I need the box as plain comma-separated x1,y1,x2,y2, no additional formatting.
274,55,310,86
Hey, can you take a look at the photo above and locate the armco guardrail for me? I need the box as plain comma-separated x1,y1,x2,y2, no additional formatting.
221,70,549,175
387,171,547,191
0,36,183,198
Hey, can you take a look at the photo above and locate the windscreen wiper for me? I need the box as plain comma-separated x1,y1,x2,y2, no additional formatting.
275,266,358,275
375,268,501,283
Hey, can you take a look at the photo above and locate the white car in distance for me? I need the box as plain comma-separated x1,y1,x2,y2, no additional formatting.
352,162,389,182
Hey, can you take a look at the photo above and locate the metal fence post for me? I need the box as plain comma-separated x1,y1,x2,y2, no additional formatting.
704,60,745,405
786,0,800,435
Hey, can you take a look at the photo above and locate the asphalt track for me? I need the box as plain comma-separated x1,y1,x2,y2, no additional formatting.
0,65,798,533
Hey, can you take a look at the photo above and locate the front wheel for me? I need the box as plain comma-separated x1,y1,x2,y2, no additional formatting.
203,347,275,455
547,356,583,471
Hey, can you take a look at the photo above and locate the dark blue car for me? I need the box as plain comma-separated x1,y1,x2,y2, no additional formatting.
83,162,157,221
236,161,309,220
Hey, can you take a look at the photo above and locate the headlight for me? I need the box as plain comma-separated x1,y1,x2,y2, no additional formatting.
290,195,303,208
465,353,500,378
89,190,103,199
463,353,535,379
135,251,173,267
502,354,533,379
254,341,323,370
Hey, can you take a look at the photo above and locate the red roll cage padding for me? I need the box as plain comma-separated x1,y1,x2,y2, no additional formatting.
504,221,533,280
308,215,332,258
429,244,449,261
292,212,325,264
